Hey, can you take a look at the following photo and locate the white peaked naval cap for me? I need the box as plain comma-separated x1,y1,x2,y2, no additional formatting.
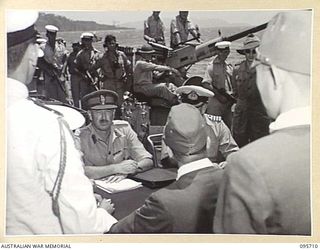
45,24,59,33
7,10,39,47
215,41,231,49
81,32,94,39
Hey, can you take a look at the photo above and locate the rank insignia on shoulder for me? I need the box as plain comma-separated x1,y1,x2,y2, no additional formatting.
113,120,129,126
206,114,222,122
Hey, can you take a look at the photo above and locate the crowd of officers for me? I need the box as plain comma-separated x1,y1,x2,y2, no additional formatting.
6,10,311,235
34,10,270,148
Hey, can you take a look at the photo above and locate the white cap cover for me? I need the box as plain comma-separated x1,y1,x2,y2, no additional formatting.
176,85,214,97
81,32,94,39
215,41,231,49
7,10,39,47
45,24,59,33
46,105,85,130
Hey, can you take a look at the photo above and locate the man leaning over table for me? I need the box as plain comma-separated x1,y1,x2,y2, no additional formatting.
76,90,153,182
109,103,223,233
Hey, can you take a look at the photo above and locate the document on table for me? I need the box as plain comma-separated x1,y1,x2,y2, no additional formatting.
95,178,143,194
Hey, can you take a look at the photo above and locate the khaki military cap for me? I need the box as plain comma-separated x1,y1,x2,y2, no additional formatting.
82,90,119,110
164,103,207,155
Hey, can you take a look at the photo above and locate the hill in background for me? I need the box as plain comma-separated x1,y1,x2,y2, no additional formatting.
35,12,134,32
120,17,250,30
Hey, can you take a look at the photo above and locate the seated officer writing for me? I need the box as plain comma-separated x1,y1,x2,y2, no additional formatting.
109,103,223,233
77,90,153,182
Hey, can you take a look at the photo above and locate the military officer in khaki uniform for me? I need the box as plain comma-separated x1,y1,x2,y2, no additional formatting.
77,90,153,182
232,34,270,147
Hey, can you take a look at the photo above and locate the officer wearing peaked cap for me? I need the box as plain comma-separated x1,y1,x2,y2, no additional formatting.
161,84,238,168
6,10,117,235
110,103,224,233
214,11,312,235
232,34,270,147
202,40,234,129
76,90,153,182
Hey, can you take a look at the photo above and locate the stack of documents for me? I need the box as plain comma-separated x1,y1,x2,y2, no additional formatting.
95,178,142,194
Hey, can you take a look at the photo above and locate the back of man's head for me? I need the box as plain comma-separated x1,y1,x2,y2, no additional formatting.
255,11,312,117
164,103,207,164
258,11,311,76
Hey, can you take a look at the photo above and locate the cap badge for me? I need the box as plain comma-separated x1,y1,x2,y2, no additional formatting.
100,95,106,105
187,91,199,101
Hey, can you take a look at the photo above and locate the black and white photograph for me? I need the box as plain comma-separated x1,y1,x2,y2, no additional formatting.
3,1,319,247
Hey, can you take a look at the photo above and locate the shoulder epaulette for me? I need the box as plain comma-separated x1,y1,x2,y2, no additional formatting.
206,114,222,122
113,120,129,126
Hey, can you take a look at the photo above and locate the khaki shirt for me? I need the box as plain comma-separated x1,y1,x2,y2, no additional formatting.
41,41,68,71
77,120,152,166
75,47,100,73
144,15,165,43
170,15,196,47
203,55,234,94
92,50,130,81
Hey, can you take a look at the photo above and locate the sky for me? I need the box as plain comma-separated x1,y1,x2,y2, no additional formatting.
46,10,281,26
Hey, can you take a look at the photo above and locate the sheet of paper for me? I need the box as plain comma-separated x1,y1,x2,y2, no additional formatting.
95,178,142,194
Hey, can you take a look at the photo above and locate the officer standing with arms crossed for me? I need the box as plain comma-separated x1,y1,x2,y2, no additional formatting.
77,90,153,182
6,10,117,235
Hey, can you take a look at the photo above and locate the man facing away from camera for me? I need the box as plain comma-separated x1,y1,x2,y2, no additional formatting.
6,10,117,235
213,11,311,235
161,85,239,168
109,103,223,233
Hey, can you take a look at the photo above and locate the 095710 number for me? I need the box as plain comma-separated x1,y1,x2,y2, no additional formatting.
300,244,318,248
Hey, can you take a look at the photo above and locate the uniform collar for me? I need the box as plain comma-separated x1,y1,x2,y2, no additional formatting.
6,77,29,108
269,106,311,133
176,158,214,180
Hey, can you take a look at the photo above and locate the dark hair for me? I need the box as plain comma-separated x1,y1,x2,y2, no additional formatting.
104,34,116,46
7,37,35,73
